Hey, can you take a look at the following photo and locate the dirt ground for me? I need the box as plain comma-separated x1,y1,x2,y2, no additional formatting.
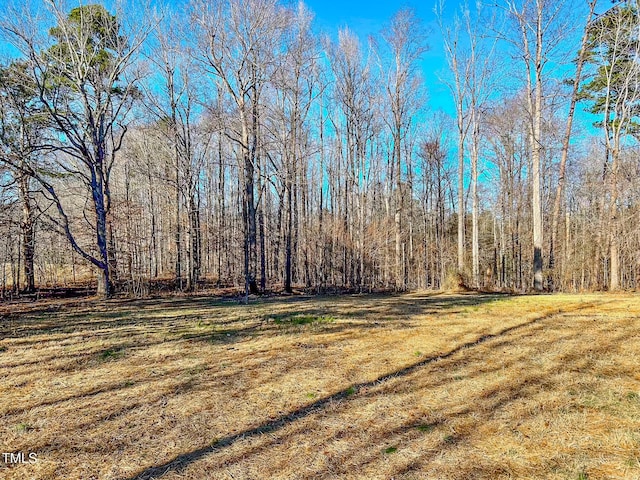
1,292,639,479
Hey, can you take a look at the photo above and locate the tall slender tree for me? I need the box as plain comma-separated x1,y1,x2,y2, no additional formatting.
193,0,291,300
1,2,153,296
380,8,427,291
0,61,45,292
548,0,597,289
504,0,572,291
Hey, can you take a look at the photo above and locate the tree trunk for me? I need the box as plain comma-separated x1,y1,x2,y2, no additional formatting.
19,173,35,293
609,150,620,291
471,119,480,288
549,0,596,288
457,144,465,275
258,179,267,293
531,12,544,292
394,127,403,291
285,179,293,293
92,169,111,298
241,115,258,298
189,194,201,289
175,155,182,290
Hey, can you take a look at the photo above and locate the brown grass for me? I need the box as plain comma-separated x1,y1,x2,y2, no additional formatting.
1,292,639,479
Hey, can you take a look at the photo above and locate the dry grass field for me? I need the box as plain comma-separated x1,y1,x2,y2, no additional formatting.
1,292,640,479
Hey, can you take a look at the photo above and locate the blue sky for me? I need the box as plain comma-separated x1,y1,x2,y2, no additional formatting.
0,0,454,112
0,0,602,134
304,0,454,113
308,0,427,32
304,0,607,139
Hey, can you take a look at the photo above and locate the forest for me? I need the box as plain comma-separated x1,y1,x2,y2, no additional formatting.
0,0,638,299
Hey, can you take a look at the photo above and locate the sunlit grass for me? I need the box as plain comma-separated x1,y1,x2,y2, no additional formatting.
0,291,639,479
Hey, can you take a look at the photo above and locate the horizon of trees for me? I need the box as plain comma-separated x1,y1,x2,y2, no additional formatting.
1,0,640,299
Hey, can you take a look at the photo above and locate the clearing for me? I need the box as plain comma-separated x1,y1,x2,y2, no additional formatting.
1,292,639,479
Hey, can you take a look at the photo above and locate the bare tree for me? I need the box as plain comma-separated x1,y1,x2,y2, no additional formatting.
380,8,427,291
325,28,377,290
269,3,318,293
1,1,154,296
441,2,499,287
548,0,597,288
143,15,207,291
192,0,291,301
438,3,470,280
0,61,44,292
503,0,573,291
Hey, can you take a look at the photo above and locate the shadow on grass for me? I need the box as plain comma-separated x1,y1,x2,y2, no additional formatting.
199,302,628,480
0,292,504,341
126,299,597,480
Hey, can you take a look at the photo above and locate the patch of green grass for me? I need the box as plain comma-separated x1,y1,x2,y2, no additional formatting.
626,391,639,401
16,422,33,432
345,386,356,396
384,446,397,454
417,423,436,433
123,380,135,388
100,348,124,361
414,351,422,357
306,392,316,399
443,435,456,444
453,375,464,381
577,472,589,480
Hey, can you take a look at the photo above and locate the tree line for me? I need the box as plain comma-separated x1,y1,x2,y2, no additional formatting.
0,0,639,299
